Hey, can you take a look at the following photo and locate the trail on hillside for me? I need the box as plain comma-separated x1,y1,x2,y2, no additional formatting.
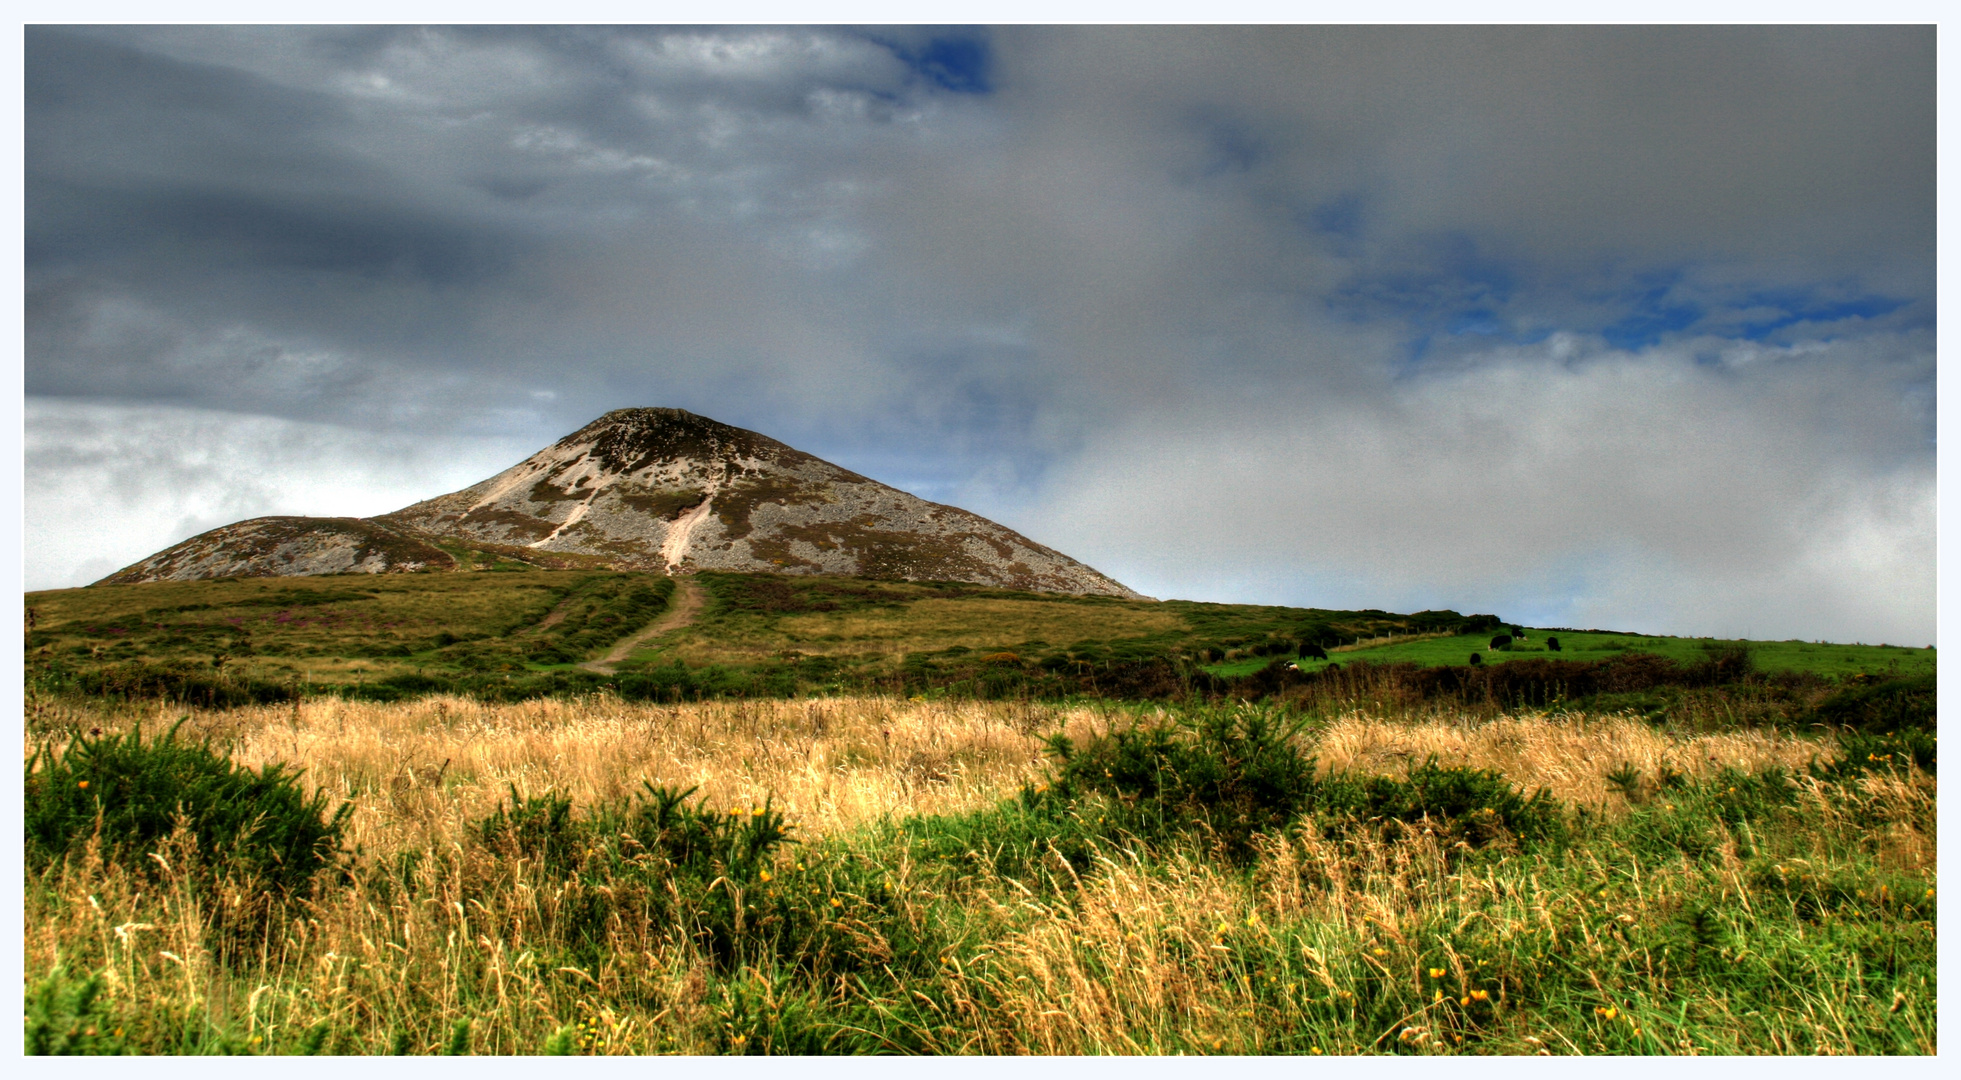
527,595,578,632
579,578,705,674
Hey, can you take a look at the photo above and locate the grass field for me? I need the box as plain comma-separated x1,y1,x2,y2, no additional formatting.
26,570,1928,714
23,694,1935,1055
1203,631,1936,681
22,569,1937,1055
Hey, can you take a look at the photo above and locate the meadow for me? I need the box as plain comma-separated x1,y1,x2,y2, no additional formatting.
29,569,1927,721
22,569,1937,1055
1204,630,1937,681
24,690,1936,1055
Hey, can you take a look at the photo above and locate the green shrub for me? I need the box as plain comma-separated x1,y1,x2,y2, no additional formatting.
67,662,296,707
1044,705,1316,855
1813,729,1936,780
24,721,350,895
1044,707,1565,853
1809,674,1935,734
1311,756,1565,844
24,969,127,1056
709,969,833,1054
472,782,803,969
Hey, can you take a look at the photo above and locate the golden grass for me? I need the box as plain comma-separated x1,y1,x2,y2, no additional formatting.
40,695,1106,854
1310,712,1825,806
25,695,1933,1055
30,698,1836,853
947,760,1937,1056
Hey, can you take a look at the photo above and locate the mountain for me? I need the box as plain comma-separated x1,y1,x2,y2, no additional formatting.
96,408,1147,599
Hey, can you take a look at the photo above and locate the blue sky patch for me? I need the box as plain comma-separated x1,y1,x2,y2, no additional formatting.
885,34,992,95
1731,290,1910,340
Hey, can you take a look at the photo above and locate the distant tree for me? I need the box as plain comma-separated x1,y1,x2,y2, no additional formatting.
1546,637,1561,652
1298,642,1328,660
1489,634,1513,651
1468,652,1482,666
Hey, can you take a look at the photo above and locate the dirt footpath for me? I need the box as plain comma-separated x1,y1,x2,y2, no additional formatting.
579,577,705,674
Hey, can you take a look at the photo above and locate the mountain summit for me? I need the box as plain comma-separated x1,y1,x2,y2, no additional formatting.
98,408,1146,599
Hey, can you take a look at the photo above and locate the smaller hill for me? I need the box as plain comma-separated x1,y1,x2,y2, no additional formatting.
96,517,456,584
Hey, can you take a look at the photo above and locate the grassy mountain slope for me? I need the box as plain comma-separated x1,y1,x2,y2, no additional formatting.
25,570,1928,708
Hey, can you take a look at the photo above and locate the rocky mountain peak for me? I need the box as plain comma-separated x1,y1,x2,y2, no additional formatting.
98,409,1147,599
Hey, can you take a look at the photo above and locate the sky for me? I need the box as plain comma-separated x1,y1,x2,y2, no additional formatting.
22,24,1937,644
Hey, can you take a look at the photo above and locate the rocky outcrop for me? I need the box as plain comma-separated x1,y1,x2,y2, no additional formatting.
98,408,1148,599
94,517,454,584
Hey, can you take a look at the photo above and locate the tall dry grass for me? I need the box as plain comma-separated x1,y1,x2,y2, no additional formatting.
1311,711,1824,805
29,695,1829,843
62,695,1103,846
25,694,1933,1055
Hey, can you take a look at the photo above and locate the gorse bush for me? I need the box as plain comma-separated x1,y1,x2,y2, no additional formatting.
472,782,804,969
1812,729,1936,780
475,781,796,881
24,721,350,895
1310,757,1565,844
1809,674,1935,734
1043,706,1565,855
1043,706,1317,855
25,969,127,1056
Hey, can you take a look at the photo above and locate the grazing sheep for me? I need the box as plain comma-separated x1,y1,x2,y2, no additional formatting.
1546,636,1562,652
1469,652,1483,666
1489,634,1513,651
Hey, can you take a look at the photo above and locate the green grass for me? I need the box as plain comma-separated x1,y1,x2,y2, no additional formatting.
25,570,1929,709
1205,630,1935,680
24,572,677,698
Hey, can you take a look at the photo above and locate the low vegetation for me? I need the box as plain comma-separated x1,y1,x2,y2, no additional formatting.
21,569,1936,1055
24,691,1935,1055
24,570,1929,728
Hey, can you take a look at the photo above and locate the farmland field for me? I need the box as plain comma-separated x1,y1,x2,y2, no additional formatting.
1202,630,1936,681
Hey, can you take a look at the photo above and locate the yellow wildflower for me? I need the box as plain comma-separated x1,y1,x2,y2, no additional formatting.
1429,967,1445,979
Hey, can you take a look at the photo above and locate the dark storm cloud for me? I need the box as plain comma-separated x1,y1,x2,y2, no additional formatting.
23,25,1935,643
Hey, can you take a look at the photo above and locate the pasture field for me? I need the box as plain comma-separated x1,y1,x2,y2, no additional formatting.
25,570,1924,716
23,693,1936,1055
1203,631,1936,681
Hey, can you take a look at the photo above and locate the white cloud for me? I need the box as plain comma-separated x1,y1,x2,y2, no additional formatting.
23,399,538,592
1025,334,1934,644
